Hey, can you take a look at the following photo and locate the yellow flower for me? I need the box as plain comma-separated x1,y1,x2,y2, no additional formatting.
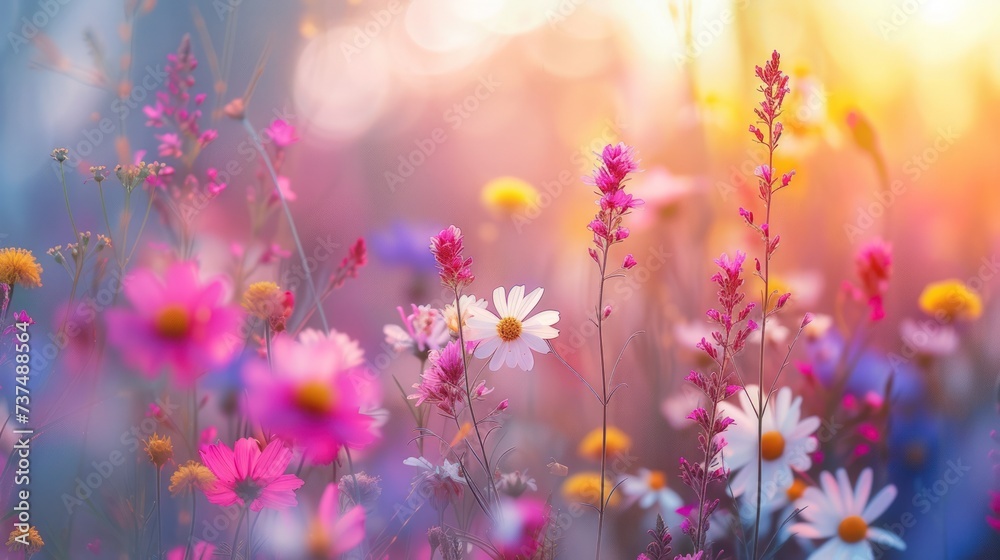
6,525,43,554
144,433,174,468
578,426,632,461
918,280,982,322
561,472,619,508
481,177,538,215
169,460,216,495
242,281,283,319
0,248,43,288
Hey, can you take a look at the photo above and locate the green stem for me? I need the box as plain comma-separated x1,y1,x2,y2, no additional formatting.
230,507,247,560
184,493,196,560
59,161,79,239
595,244,610,560
156,468,163,560
125,188,157,267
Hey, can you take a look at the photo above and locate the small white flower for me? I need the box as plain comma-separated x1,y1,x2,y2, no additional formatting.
444,294,487,336
620,468,684,524
721,385,820,504
383,304,450,355
465,286,559,371
790,468,905,559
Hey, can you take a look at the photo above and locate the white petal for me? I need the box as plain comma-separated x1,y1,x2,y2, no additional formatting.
854,468,872,516
521,332,549,354
807,537,844,560
819,471,845,515
489,342,509,371
473,336,502,359
522,322,559,340
842,542,874,560
506,285,524,318
788,522,825,539
523,309,560,328
861,484,896,522
517,338,534,371
514,287,544,321
504,341,519,368
836,469,855,515
866,527,905,550
493,286,509,317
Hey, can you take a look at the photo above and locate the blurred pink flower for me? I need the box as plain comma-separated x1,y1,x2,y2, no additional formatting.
199,438,304,511
166,542,214,560
850,239,892,321
267,119,299,148
409,340,466,414
492,498,549,559
309,484,366,557
106,262,242,385
156,133,183,158
383,304,450,358
245,329,380,464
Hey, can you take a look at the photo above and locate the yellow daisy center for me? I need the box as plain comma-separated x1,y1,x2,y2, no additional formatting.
496,316,522,342
294,381,337,416
786,478,807,501
648,470,667,490
155,305,191,339
837,515,868,543
761,431,786,461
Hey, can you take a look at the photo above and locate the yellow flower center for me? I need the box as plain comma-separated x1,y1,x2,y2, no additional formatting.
155,305,191,339
837,515,868,543
294,381,337,416
496,316,522,342
786,478,807,501
648,470,667,490
761,431,786,461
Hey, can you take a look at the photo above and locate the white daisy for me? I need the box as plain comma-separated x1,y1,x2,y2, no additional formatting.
790,468,905,559
720,385,820,504
464,286,559,371
619,468,684,526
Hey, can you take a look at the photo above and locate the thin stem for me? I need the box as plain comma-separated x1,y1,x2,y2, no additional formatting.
125,188,157,266
453,287,498,509
59,161,79,238
97,180,118,268
242,117,330,333
184,493,197,560
246,509,251,560
230,507,247,560
156,468,163,560
595,244,609,560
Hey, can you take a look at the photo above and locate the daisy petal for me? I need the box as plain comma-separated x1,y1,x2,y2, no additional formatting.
866,527,906,550
862,484,897,522
515,287,544,321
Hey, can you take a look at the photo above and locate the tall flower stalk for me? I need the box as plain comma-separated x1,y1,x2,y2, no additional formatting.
582,143,643,560
679,252,756,553
743,50,796,559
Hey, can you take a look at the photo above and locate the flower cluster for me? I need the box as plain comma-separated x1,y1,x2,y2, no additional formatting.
585,143,643,263
430,225,474,290
143,34,217,155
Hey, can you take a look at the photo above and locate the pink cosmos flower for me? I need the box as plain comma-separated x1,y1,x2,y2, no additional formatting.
849,239,892,321
308,484,366,557
199,438,304,511
383,304,451,358
266,119,299,148
106,262,242,385
244,329,379,464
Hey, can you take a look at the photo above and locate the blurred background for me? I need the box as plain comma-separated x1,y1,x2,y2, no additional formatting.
2,0,1000,557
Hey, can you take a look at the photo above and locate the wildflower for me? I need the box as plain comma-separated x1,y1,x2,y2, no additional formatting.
144,433,173,468
803,313,833,340
579,426,631,461
404,456,466,511
585,143,643,251
409,341,467,415
918,279,982,322
443,294,487,337
105,262,242,385
620,468,684,520
267,119,299,148
50,148,68,162
719,385,819,502
245,328,379,463
430,225,474,290
465,286,560,371
156,133,183,158
338,471,382,508
169,460,216,495
849,239,892,321
6,526,43,555
90,165,108,183
790,468,905,558
242,281,292,332
166,542,214,560
384,304,451,359
0,248,43,288
306,484,366,558
492,498,549,559
481,176,538,215
224,97,245,120
899,318,958,356
561,472,619,508
496,470,538,498
199,438,304,511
